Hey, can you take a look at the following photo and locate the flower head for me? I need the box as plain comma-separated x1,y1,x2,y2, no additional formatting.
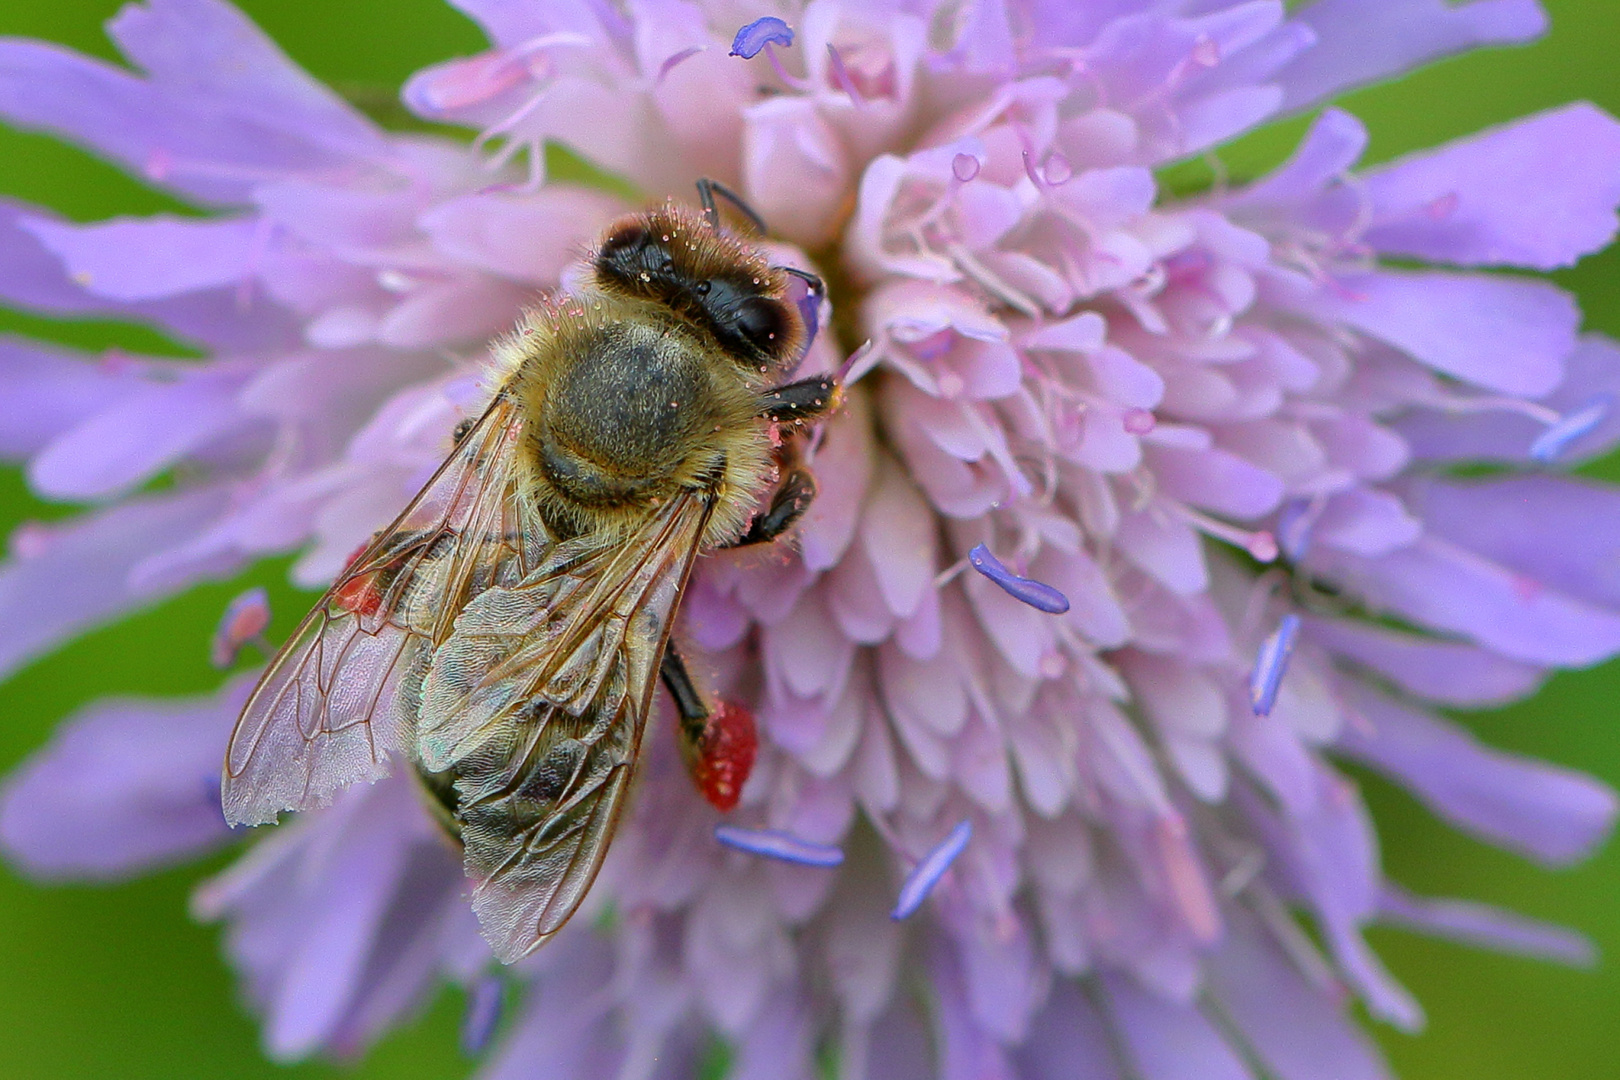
3,1,1619,1077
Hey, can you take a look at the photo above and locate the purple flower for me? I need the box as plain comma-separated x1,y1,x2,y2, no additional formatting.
3,1,1619,1077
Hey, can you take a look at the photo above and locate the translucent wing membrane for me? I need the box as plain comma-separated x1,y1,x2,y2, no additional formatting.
419,492,713,961
224,387,717,961
222,397,542,826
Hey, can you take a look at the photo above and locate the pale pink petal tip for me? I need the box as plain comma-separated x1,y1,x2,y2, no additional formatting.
209,586,271,669
1249,613,1301,716
838,339,879,383
714,824,845,867
730,16,794,59
1246,530,1280,563
1122,408,1156,434
968,544,1071,615
891,819,972,920
1276,499,1318,561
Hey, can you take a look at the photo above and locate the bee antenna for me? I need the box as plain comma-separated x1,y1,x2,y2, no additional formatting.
778,266,824,299
776,266,826,358
695,177,768,236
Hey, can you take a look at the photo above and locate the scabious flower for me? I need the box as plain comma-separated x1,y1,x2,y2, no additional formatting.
3,0,1619,1075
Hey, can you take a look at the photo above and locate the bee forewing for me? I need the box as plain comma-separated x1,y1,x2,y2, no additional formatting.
416,495,707,769
417,491,713,962
222,397,538,826
465,744,635,964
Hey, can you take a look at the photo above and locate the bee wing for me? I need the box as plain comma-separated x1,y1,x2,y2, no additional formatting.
417,490,713,962
222,396,544,826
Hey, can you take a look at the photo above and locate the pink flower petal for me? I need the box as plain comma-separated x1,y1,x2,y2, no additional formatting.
1365,103,1620,270
1275,0,1547,112
1291,268,1576,397
1338,684,1617,865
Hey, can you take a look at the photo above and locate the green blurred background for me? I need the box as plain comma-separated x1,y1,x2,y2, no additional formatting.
0,1,1617,1077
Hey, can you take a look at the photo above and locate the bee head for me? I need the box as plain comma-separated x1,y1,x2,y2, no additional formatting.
592,209,804,370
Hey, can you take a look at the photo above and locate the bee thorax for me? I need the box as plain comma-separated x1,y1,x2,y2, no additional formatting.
548,326,710,468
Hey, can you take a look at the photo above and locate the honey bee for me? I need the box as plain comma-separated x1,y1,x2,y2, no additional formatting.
221,181,839,963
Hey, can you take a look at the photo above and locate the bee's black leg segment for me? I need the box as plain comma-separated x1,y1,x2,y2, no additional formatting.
661,644,711,746
695,178,767,235
726,467,816,549
758,376,839,422
451,416,475,447
413,765,465,842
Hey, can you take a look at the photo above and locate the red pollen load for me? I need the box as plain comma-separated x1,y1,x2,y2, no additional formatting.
332,574,382,617
688,699,758,813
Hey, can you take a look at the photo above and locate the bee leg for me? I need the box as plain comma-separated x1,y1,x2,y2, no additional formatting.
662,643,758,813
412,765,465,844
660,644,712,743
696,177,768,235
758,375,839,424
724,466,816,548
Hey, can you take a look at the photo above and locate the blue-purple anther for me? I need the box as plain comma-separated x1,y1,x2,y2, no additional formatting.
729,16,794,59
968,544,1070,614
1529,392,1613,462
714,824,845,867
459,976,505,1057
1249,613,1301,717
891,820,972,920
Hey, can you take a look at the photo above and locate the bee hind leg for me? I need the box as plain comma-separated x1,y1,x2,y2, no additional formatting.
662,643,758,813
660,645,711,742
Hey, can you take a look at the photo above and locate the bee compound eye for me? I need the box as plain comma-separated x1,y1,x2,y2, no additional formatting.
600,224,649,255
734,296,786,350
